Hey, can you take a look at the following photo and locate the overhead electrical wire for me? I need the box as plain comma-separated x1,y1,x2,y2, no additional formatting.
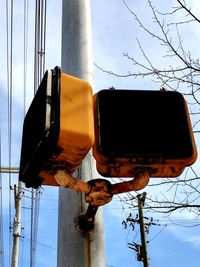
30,190,41,267
30,0,47,266
20,1,29,266
4,0,47,266
34,0,47,92
23,0,28,117
6,0,14,265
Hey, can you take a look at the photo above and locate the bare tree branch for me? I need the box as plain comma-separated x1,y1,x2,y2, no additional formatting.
96,0,200,219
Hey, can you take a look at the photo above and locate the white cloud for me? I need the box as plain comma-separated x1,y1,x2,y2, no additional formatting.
168,225,200,248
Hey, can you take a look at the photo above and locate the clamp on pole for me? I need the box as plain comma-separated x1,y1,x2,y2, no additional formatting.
54,168,150,231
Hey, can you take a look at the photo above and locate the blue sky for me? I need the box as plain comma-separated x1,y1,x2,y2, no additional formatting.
0,0,200,266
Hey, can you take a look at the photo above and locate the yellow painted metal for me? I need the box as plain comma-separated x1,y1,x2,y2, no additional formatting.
57,73,94,170
39,72,94,186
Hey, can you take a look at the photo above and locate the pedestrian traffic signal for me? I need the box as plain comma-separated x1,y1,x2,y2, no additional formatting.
19,68,197,189
19,66,94,188
93,89,197,178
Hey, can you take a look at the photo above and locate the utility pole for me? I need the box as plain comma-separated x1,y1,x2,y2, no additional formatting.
11,181,23,267
57,1,105,267
137,193,149,267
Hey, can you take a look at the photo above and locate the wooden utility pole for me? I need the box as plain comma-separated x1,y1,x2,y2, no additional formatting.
57,1,105,266
137,193,149,267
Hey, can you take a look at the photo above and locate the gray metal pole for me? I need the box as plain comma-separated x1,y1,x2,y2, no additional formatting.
57,1,105,267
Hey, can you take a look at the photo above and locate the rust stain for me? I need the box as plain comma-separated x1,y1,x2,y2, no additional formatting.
86,231,92,267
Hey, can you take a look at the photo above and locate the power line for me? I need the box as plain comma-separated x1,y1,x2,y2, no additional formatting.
23,0,29,117
30,190,41,267
6,0,14,265
9,0,47,265
30,1,47,266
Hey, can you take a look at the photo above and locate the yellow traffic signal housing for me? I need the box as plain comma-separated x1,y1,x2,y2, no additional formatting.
19,66,94,188
93,89,197,178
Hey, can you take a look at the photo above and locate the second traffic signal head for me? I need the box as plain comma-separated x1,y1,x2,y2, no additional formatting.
19,66,94,188
93,89,197,178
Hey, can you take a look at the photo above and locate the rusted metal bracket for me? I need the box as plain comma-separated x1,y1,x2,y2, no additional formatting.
77,205,98,232
54,169,150,199
54,168,150,231
54,168,90,193
111,171,150,195
85,179,113,206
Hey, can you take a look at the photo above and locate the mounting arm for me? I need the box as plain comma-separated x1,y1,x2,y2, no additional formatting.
54,168,150,231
